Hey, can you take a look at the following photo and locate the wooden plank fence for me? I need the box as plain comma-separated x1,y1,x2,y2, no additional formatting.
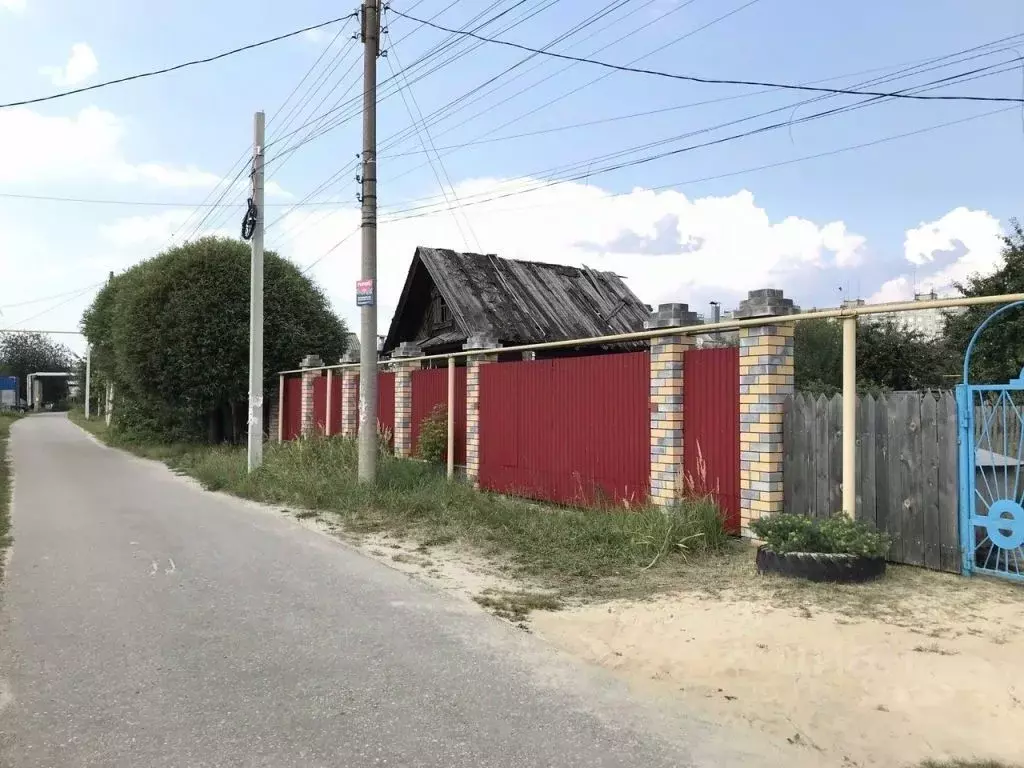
784,391,960,573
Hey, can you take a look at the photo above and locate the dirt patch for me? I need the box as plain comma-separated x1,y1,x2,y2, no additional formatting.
531,572,1024,768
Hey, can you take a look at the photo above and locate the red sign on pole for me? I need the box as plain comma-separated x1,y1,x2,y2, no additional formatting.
356,279,375,307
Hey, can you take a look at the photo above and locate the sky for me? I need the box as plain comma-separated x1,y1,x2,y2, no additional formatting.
1,0,1023,358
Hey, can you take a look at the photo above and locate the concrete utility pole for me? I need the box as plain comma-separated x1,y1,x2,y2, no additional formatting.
247,111,266,473
357,0,381,483
84,345,91,419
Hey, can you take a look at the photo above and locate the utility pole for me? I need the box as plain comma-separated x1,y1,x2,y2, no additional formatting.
84,345,91,419
357,0,380,483
247,111,266,472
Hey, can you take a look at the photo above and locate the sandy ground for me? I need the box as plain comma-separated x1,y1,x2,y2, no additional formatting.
277,505,1024,768
532,591,1024,768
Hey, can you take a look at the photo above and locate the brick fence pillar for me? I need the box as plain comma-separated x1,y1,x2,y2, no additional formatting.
465,333,501,488
339,349,359,438
736,289,797,537
645,303,699,506
299,354,323,438
392,342,422,458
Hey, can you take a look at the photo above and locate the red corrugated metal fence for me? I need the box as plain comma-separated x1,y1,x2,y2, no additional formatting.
683,347,740,533
478,352,649,506
410,367,467,463
377,371,395,443
283,377,302,440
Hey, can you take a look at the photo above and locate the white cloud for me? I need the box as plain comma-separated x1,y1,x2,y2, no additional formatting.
274,178,867,331
0,0,26,13
0,106,286,194
870,207,1003,303
40,43,98,87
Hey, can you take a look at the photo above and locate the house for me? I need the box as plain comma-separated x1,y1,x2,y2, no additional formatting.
381,247,652,359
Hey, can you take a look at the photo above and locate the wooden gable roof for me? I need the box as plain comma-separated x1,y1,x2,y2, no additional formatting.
382,246,650,354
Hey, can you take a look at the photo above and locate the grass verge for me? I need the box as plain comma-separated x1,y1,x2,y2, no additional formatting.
67,410,729,603
1,412,22,579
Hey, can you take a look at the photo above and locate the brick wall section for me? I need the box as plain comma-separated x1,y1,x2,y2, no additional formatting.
391,343,421,458
464,335,501,488
735,289,797,537
268,399,279,443
340,369,359,437
645,303,700,506
393,363,416,458
650,334,692,505
299,354,323,438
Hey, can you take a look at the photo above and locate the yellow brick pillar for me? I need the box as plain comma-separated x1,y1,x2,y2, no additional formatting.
645,303,699,506
299,354,323,438
464,334,500,488
392,342,422,458
736,289,797,537
340,368,359,437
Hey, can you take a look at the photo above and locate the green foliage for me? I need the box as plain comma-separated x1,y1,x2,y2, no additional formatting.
795,317,953,394
415,404,448,463
944,219,1024,384
0,413,20,577
81,237,348,443
750,513,891,558
0,332,76,405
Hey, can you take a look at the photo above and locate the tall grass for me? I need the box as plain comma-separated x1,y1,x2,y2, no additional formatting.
0,413,21,576
69,410,731,597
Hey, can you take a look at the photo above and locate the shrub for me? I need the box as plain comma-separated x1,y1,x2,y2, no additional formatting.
750,513,891,558
415,404,447,463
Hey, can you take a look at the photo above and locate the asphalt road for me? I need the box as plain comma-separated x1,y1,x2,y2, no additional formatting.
0,415,792,767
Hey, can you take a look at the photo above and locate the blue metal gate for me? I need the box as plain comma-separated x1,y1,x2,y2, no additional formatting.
957,301,1024,581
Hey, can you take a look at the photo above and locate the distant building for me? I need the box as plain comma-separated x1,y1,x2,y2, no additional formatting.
866,292,961,339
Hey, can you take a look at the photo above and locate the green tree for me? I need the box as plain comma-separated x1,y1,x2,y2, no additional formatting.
943,220,1024,384
795,317,952,394
0,332,77,405
82,237,348,442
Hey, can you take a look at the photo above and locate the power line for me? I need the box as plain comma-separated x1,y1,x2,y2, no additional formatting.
0,14,357,110
379,106,1013,225
388,7,1024,104
0,191,355,207
375,59,1018,221
0,282,104,310
6,284,99,328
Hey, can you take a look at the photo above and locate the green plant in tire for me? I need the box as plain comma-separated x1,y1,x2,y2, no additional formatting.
750,513,890,558
416,404,447,463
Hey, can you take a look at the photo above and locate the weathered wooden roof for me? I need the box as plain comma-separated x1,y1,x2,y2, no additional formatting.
383,247,650,353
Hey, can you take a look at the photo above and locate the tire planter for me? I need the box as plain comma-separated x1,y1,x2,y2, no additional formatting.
755,545,886,583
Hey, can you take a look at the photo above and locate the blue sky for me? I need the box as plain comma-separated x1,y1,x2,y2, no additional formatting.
1,0,1022,355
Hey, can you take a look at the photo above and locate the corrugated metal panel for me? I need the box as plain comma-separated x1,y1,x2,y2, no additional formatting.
312,376,327,435
479,352,649,506
684,347,740,533
378,372,395,445
283,377,302,440
410,367,467,463
311,375,343,435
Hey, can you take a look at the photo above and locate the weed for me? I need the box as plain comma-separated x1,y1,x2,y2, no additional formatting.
415,404,447,463
0,412,21,579
473,590,563,622
912,643,959,657
294,510,318,520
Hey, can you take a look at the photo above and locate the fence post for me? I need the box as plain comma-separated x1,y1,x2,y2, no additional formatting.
736,289,797,537
276,373,284,443
465,333,501,488
299,354,323,438
646,303,699,506
339,350,359,437
392,342,422,458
